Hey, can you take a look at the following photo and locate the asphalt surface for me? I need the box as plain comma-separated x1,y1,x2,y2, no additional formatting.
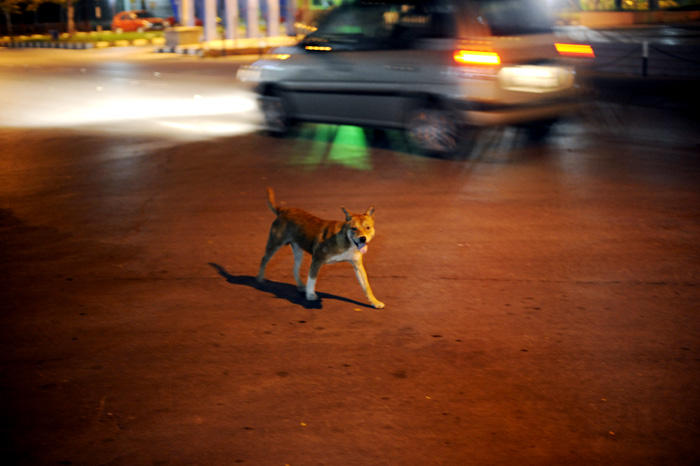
1,47,700,465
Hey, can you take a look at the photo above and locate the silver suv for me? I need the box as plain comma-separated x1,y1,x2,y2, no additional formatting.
237,0,593,156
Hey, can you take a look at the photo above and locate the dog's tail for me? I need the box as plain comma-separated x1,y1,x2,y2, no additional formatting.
265,187,279,214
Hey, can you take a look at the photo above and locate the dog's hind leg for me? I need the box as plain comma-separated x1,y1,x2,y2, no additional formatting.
256,238,284,283
291,243,305,291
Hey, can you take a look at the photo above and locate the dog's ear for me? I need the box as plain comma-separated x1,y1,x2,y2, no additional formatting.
365,206,375,217
341,207,352,221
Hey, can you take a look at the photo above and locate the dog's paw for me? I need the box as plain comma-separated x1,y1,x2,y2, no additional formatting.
306,292,319,301
372,301,385,309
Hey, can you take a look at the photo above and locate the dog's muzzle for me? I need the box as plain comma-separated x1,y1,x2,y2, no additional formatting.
353,236,368,254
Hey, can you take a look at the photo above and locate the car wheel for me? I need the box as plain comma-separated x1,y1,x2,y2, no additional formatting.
405,104,469,158
520,118,558,141
260,94,292,137
114,27,124,34
362,128,391,149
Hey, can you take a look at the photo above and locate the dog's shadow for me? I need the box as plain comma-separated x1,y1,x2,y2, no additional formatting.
208,263,372,309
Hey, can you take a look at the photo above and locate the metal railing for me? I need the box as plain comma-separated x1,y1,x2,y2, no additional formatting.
584,41,700,78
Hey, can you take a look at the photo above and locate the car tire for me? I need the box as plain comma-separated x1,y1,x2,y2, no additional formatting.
404,104,470,158
260,93,292,137
520,118,558,142
362,128,392,149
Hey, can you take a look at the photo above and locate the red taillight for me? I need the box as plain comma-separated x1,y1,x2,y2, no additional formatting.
453,50,501,66
555,43,595,58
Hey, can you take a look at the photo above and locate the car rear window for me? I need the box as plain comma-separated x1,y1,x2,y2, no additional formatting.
471,0,553,36
304,0,457,49
303,0,552,49
135,11,158,19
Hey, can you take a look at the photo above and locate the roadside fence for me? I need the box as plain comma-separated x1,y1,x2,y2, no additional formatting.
586,41,700,78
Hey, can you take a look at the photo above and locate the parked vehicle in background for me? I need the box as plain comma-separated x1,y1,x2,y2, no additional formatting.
237,0,595,157
166,16,204,27
111,11,170,33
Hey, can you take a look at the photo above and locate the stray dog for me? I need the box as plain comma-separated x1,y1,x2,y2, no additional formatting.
256,188,384,309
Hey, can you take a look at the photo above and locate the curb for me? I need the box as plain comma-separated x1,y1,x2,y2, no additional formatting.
2,40,97,49
153,36,297,57
1,38,166,49
153,43,272,57
154,44,202,55
2,36,288,57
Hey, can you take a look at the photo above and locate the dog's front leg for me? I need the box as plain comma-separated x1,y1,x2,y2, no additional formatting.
350,258,385,309
305,258,323,301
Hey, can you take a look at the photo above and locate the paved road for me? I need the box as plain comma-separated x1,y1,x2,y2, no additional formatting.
1,48,699,465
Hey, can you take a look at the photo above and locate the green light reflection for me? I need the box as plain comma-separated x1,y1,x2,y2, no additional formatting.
292,125,373,171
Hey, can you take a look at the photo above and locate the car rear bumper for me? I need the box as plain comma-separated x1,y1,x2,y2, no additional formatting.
452,95,584,126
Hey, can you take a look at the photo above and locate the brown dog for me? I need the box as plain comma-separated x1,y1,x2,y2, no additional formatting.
256,188,384,309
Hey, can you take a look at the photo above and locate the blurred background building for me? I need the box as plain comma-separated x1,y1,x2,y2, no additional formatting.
1,0,699,37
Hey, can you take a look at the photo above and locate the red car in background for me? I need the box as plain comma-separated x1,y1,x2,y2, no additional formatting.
111,11,170,33
166,16,204,27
